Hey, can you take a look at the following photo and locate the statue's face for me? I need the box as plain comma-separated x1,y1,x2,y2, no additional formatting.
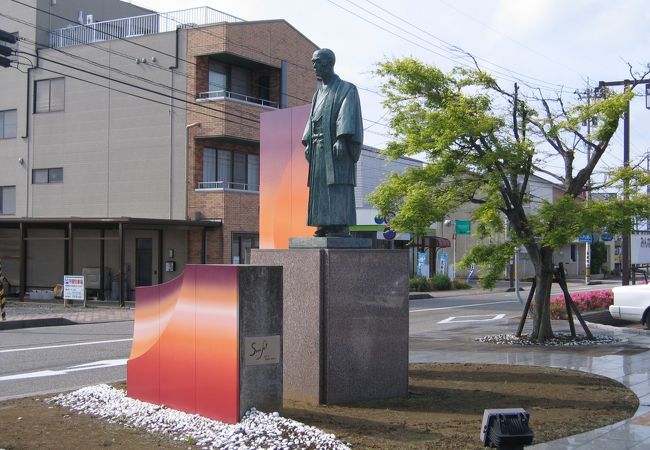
312,52,334,81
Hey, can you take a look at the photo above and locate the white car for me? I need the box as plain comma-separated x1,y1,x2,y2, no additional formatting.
609,284,650,329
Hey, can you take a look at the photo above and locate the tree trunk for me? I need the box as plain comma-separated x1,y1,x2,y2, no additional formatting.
531,247,555,342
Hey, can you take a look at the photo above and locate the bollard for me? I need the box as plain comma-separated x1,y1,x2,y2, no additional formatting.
0,259,6,320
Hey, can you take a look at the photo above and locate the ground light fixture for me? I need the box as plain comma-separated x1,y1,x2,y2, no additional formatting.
481,408,534,449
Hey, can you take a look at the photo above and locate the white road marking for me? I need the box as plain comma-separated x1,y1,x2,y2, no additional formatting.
0,359,128,382
410,300,518,313
438,314,507,324
0,338,133,354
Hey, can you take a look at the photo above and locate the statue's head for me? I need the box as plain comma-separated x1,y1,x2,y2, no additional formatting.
311,48,336,81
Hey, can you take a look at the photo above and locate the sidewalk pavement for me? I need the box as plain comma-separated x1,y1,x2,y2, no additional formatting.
410,280,650,449
2,283,649,448
0,298,134,330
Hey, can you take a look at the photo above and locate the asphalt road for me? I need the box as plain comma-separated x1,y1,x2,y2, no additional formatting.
0,321,133,401
410,281,622,335
0,280,628,400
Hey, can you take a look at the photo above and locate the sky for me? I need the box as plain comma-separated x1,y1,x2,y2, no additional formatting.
128,0,650,181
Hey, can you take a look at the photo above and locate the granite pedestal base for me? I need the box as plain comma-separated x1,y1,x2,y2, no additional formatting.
251,248,408,405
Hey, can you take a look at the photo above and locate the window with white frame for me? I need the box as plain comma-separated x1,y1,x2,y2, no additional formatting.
0,186,16,214
35,78,65,113
0,110,17,139
201,148,259,191
32,167,63,184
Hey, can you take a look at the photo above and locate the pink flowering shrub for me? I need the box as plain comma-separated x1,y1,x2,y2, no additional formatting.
550,289,613,320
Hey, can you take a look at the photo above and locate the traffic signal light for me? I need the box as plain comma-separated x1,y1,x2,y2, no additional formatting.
0,29,17,68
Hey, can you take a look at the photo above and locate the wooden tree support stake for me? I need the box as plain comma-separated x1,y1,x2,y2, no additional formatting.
556,263,594,340
516,279,536,337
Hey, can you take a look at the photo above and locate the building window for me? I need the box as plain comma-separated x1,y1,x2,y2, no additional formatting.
232,233,259,264
32,167,63,184
208,60,227,95
35,78,65,113
199,59,278,107
0,186,16,215
0,109,17,139
570,244,577,262
201,148,259,191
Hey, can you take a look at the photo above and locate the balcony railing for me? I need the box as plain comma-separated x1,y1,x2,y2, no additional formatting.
197,181,259,192
49,7,243,48
196,90,278,109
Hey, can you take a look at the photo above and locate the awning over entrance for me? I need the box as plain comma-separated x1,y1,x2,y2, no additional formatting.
423,236,451,248
0,217,222,304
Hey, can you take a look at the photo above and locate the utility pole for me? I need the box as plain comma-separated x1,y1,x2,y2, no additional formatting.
575,83,596,285
598,78,650,285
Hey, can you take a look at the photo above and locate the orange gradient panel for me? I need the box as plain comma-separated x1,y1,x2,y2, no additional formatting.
260,104,314,249
127,284,162,404
159,266,197,412
127,265,241,424
195,265,239,422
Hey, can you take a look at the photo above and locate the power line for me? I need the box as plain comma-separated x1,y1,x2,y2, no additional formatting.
16,34,260,122
327,0,577,94
1,12,313,124
434,0,588,82
356,0,570,92
16,50,261,131
9,0,317,104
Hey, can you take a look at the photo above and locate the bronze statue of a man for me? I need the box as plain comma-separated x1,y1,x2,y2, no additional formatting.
302,48,364,238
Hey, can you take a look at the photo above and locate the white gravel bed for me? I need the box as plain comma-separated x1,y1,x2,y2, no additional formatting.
475,333,623,346
49,384,350,450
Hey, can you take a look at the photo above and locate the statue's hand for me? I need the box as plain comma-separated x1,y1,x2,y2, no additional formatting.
304,146,310,161
333,139,347,160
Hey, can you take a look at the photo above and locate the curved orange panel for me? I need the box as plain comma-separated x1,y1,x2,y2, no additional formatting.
129,273,185,360
127,265,240,424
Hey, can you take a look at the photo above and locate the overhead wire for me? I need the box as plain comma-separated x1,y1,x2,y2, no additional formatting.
8,0,316,105
327,0,579,94
15,49,262,131
5,9,396,140
352,0,572,92
434,0,588,82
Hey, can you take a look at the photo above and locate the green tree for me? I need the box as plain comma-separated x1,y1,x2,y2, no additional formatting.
370,58,650,342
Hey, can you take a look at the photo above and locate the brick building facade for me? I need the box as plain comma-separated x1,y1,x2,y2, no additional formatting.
0,1,317,299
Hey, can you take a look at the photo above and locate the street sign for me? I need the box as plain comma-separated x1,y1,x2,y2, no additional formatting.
631,234,650,264
383,226,396,240
578,234,593,243
601,232,613,241
63,275,85,301
455,220,471,235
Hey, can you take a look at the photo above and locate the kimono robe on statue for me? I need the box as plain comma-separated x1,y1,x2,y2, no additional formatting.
302,75,364,227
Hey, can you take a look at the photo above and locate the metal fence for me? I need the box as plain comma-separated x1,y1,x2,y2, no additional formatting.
49,7,243,48
197,181,259,192
196,90,278,109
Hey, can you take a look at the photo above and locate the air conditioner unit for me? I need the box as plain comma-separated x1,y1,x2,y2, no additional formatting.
82,267,101,289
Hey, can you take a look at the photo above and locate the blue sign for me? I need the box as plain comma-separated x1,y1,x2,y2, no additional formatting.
438,252,449,275
601,232,613,242
383,226,397,240
374,212,395,225
578,234,593,243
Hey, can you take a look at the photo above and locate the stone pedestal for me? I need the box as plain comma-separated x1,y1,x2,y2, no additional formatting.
251,246,408,404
